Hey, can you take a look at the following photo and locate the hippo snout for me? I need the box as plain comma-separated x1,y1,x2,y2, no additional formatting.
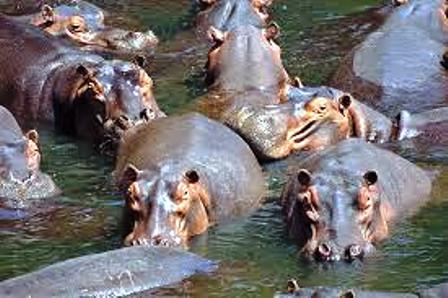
314,242,365,262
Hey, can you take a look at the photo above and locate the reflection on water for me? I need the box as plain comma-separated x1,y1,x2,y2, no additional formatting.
0,0,448,297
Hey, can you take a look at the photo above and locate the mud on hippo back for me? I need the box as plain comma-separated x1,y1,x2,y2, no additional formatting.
115,113,265,247
330,0,448,116
281,139,432,262
14,1,158,58
0,106,59,205
0,15,164,154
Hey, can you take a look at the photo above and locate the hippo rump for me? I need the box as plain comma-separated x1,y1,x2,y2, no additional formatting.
115,113,265,246
196,0,272,41
0,105,59,204
0,245,217,297
0,14,164,153
330,0,448,116
14,1,158,58
281,139,432,262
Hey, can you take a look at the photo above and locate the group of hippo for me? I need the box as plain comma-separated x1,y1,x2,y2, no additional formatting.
0,0,448,296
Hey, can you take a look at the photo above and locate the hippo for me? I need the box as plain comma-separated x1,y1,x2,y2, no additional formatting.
0,105,59,204
281,139,432,262
197,24,311,160
0,14,164,153
14,1,158,58
330,0,448,116
0,245,217,297
115,113,265,246
196,0,272,41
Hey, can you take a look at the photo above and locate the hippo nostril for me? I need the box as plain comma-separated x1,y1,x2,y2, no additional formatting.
151,235,162,246
345,244,363,262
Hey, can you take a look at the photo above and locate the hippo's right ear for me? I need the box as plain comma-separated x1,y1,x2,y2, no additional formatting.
363,171,378,186
41,5,55,23
207,26,225,44
119,164,142,189
340,290,356,298
297,169,312,187
338,93,353,110
76,64,91,78
25,129,39,145
132,55,147,68
265,22,280,40
185,170,200,184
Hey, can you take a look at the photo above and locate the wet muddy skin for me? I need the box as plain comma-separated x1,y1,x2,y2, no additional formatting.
0,0,448,297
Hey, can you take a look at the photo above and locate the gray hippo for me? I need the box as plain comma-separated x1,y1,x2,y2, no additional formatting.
196,0,272,41
0,105,59,204
0,245,217,297
330,0,448,116
14,1,158,58
0,14,164,153
281,139,432,262
115,113,265,246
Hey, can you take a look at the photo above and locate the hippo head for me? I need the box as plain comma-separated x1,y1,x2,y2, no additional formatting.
282,169,390,262
0,130,59,202
120,165,211,247
65,60,164,148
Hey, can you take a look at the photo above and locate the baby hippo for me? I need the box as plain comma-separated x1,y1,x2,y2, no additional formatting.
115,113,265,246
0,106,59,203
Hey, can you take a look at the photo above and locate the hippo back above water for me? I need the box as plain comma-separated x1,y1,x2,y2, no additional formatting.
115,113,265,246
281,139,432,262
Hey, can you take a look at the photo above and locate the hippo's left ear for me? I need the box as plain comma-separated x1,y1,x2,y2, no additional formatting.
265,22,280,40
207,26,226,44
338,93,353,110
185,170,200,184
25,129,39,145
119,164,142,190
363,171,378,186
132,55,147,68
41,5,55,23
297,169,312,187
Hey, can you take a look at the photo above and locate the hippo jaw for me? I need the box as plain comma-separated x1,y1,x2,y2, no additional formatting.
120,166,211,248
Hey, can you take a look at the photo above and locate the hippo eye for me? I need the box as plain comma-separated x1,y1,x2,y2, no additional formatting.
319,105,326,112
183,190,189,197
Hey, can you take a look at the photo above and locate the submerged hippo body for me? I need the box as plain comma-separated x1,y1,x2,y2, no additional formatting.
115,113,265,246
0,245,217,297
0,15,163,150
281,139,432,261
0,106,59,204
15,1,158,58
330,0,448,115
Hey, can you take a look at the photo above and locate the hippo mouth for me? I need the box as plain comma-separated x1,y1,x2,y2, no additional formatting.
287,119,320,144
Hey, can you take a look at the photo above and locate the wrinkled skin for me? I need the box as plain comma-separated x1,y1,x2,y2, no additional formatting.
281,139,432,262
286,85,448,152
115,113,264,247
0,106,59,203
0,245,217,297
199,24,303,160
196,0,272,40
330,0,448,116
0,15,164,153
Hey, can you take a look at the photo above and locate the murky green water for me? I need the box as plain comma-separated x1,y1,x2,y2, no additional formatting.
1,0,448,297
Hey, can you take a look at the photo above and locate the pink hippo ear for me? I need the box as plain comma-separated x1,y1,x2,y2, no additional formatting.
41,5,55,23
207,26,226,44
265,22,280,40
185,170,200,184
119,164,142,190
25,129,39,146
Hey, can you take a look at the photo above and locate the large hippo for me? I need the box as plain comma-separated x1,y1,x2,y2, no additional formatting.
0,105,59,203
0,245,217,297
330,0,448,116
197,24,312,160
281,139,432,262
14,1,158,58
196,0,272,40
0,14,164,152
115,113,265,246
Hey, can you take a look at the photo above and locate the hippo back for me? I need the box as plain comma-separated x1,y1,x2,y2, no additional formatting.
116,113,265,220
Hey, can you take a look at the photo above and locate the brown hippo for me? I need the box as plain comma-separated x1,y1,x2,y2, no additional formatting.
330,0,448,116
198,24,312,160
14,1,158,58
0,105,59,203
115,113,265,247
0,14,164,153
196,0,272,41
281,139,432,262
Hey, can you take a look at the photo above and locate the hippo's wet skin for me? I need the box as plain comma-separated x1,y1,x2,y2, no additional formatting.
281,139,432,262
330,0,448,116
115,113,265,247
0,106,59,204
196,0,272,41
0,15,164,153
15,1,158,58
0,245,217,297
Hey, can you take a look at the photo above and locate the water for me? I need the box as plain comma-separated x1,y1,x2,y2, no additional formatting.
1,0,448,297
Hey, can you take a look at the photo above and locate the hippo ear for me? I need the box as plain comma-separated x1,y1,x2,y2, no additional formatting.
76,64,91,78
25,129,39,145
286,279,300,293
291,76,304,88
133,55,147,68
207,26,225,44
363,171,378,186
338,93,353,110
297,169,312,187
41,5,55,22
265,22,280,40
340,290,355,298
185,170,200,184
120,164,141,189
